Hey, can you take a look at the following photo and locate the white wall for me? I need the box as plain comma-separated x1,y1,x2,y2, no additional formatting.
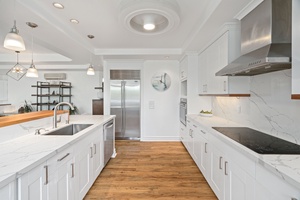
0,69,102,115
212,69,300,144
142,60,180,141
104,60,180,141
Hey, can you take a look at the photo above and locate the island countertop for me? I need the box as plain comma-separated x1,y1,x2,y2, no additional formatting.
187,114,300,191
0,115,115,188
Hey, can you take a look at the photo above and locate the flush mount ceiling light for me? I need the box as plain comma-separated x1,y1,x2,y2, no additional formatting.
53,2,64,9
26,22,38,78
119,0,180,35
6,51,27,81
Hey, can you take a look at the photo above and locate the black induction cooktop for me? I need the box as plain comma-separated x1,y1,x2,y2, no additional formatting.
212,127,300,154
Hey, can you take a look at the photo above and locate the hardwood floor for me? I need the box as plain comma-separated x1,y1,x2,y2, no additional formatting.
84,141,217,200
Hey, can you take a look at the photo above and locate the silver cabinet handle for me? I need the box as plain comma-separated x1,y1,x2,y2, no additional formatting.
224,81,227,92
57,153,70,162
200,130,206,134
90,147,93,158
193,125,197,128
225,161,228,175
94,144,97,154
44,165,48,185
204,143,207,153
219,157,223,169
71,163,74,178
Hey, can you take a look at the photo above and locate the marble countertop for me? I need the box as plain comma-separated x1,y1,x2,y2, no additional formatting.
0,115,115,188
187,114,300,190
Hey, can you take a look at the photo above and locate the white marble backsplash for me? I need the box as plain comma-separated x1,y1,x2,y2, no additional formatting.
212,69,300,144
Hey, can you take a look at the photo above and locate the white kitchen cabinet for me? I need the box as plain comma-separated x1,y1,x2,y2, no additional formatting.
180,56,188,81
210,145,225,199
18,162,47,200
47,147,75,200
91,128,104,182
255,164,300,200
198,23,250,96
179,123,188,147
0,180,16,200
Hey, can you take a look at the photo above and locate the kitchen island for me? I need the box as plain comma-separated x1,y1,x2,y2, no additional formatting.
0,114,115,200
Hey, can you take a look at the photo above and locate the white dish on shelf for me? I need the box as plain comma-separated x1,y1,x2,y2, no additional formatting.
199,113,213,117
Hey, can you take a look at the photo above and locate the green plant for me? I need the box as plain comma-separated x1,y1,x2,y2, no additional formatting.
69,105,79,115
24,100,33,113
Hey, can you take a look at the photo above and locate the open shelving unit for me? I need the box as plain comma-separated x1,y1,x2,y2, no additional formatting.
31,81,72,111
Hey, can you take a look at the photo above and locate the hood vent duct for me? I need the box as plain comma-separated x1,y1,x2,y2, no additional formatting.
216,0,291,76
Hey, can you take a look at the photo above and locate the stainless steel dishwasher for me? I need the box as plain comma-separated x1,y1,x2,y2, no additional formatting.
103,120,114,165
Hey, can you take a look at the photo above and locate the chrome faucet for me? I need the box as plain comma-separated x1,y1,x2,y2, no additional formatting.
53,102,74,128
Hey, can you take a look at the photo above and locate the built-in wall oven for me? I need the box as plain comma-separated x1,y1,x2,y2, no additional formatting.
180,98,187,126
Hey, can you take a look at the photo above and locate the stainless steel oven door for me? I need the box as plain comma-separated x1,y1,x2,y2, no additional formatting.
180,99,187,126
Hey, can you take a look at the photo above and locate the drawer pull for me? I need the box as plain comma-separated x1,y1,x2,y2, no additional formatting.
219,157,223,169
200,130,206,134
44,165,48,185
90,147,93,158
225,161,228,175
205,143,207,153
71,163,75,178
57,153,70,162
193,125,197,128
94,144,97,154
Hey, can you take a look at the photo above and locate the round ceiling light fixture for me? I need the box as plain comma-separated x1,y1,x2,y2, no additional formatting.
119,0,180,36
53,2,64,9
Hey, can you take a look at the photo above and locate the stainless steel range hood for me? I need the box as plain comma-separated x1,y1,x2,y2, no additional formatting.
216,0,291,76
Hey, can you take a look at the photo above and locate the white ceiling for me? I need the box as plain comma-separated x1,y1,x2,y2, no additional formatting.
0,0,262,70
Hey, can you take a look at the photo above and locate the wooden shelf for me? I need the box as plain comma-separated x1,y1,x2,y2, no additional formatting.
291,94,300,99
199,94,251,97
0,110,68,128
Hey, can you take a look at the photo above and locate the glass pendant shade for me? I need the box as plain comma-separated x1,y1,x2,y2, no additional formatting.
26,63,38,77
6,53,27,81
3,20,26,51
87,64,95,75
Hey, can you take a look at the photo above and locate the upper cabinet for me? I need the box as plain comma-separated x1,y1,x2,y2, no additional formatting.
180,56,188,81
198,23,250,96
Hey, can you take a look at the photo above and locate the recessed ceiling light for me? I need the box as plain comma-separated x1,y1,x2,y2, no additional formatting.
143,23,155,30
70,19,79,24
26,22,38,28
53,2,64,9
87,35,95,39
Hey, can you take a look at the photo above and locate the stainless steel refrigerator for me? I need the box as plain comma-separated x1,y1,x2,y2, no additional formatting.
110,70,140,140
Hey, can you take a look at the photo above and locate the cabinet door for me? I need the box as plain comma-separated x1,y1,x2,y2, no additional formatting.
198,50,208,94
180,57,188,81
199,136,210,178
224,159,255,200
210,146,225,199
18,162,47,200
92,133,104,180
0,180,16,200
74,143,93,200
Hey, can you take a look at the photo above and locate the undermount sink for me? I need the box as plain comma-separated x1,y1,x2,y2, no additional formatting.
43,124,93,136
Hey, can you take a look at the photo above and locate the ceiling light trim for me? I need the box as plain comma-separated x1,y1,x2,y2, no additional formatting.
119,0,180,36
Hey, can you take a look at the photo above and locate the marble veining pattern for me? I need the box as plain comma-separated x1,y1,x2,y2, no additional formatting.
0,115,114,188
212,69,300,144
187,114,300,191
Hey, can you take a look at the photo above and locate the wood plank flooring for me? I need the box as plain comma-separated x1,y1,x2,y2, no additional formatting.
84,141,217,200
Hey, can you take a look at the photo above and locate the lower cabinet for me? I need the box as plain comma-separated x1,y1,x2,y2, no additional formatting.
0,181,16,200
255,164,300,200
18,124,105,200
18,162,47,200
47,147,75,200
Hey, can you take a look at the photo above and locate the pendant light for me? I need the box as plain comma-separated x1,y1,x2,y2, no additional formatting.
87,64,95,75
3,0,26,51
6,51,27,81
26,22,38,78
87,54,95,75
